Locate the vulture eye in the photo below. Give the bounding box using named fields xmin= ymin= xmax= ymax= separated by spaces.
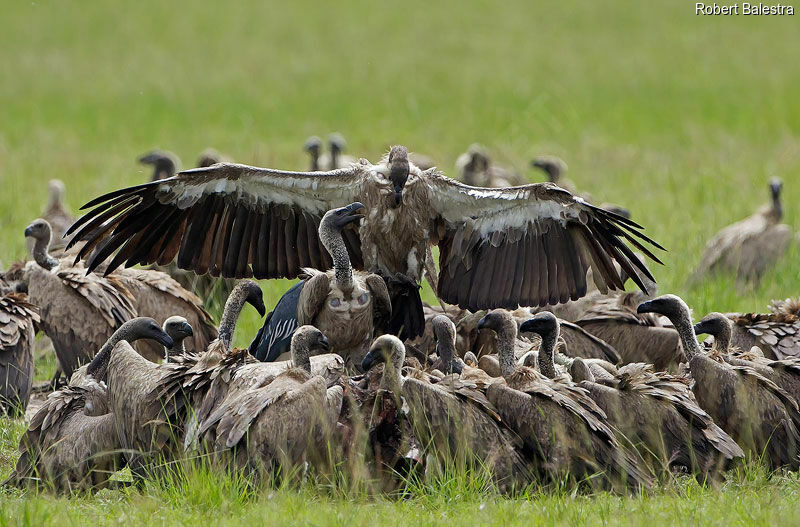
xmin=357 ymin=292 xmax=369 ymax=305
xmin=329 ymin=298 xmax=342 ymax=308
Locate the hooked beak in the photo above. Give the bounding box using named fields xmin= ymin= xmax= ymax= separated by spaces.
xmin=180 ymin=322 xmax=194 ymax=338
xmin=23 ymin=225 xmax=34 ymax=238
xmin=361 ymin=346 xmax=385 ymax=372
xmin=138 ymin=152 xmax=161 ymax=165
xmin=637 ymin=300 xmax=656 ymax=314
xmin=476 ymin=315 xmax=489 ymax=330
xmin=156 ymin=333 xmax=175 ymax=350
xmin=320 ymin=334 xmax=330 ymax=353
xmin=344 ymin=202 xmax=366 ymax=224
xmin=692 ymin=320 xmax=712 ymax=336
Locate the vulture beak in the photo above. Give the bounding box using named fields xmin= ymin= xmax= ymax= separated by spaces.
xmin=155 ymin=331 xmax=175 ymax=350
xmin=180 ymin=321 xmax=194 ymax=338
xmin=476 ymin=315 xmax=489 ymax=331
xmin=636 ymin=300 xmax=657 ymax=315
xmin=692 ymin=319 xmax=714 ymax=336
xmin=361 ymin=345 xmax=386 ymax=372
xmin=23 ymin=225 xmax=34 ymax=238
xmin=138 ymin=151 xmax=161 ymax=165
xmin=450 ymin=359 xmax=463 ymax=375
xmin=335 ymin=202 xmax=366 ymax=230
xmin=320 ymin=334 xmax=330 ymax=353
xmin=519 ymin=318 xmax=545 ymax=334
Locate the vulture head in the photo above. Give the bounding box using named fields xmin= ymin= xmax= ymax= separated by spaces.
xmin=637 ymin=294 xmax=688 ymax=320
xmin=692 ymin=312 xmax=732 ymax=351
xmin=477 ymin=309 xmax=517 ymax=340
xmin=531 ymin=156 xmax=567 ymax=183
xmin=47 ymin=179 xmax=67 ymax=209
xmin=431 ymin=314 xmax=463 ymax=375
xmin=139 ymin=149 xmax=179 ymax=181
xmin=519 ymin=311 xmax=559 ymax=339
xmin=304 ymin=136 xmax=322 ymax=171
xmin=196 ymin=148 xmax=223 ymax=168
xmin=136 ymin=317 xmax=176 ymax=349
xmin=361 ymin=334 xmax=404 ymax=372
xmin=291 ymin=325 xmax=330 ymax=372
xmin=328 ymin=133 xmax=347 ymax=155
xmin=387 ymin=145 xmax=410 ymax=208
xmin=241 ymin=281 xmax=267 ymax=318
xmin=321 ymin=202 xmax=366 ymax=233
xmin=163 ymin=315 xmax=194 ymax=359
xmin=24 ymin=218 xmax=52 ymax=245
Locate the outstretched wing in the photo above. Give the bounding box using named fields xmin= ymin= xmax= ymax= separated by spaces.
xmin=426 ymin=176 xmax=664 ymax=311
xmin=66 ymin=163 xmax=368 ymax=279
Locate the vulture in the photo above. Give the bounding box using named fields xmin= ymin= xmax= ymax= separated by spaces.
xmin=455 ymin=144 xmax=525 ymax=188
xmin=198 ymin=325 xmax=343 ymax=476
xmin=40 ymin=179 xmax=75 ymax=252
xmin=196 ymin=148 xmax=225 ymax=168
xmin=15 ymin=218 xmax=137 ymax=381
xmin=361 ymin=334 xmax=534 ymax=492
xmin=139 ymin=149 xmax=179 ymax=181
xmin=478 ymin=310 xmax=652 ymax=491
xmin=694 ymin=312 xmax=800 ymax=404
xmin=721 ymin=309 xmax=800 ymax=361
xmin=304 ymin=136 xmax=323 ymax=171
xmin=638 ymin=295 xmax=800 ymax=470
xmin=91 ymin=280 xmax=265 ymax=480
xmin=531 ymin=156 xmax=572 ymax=191
xmin=692 ymin=178 xmax=792 ymax=284
xmin=66 ymin=144 xmax=663 ymax=342
xmin=522 ymin=312 xmax=743 ymax=479
xmin=0 ymin=288 xmax=38 ymax=416
xmin=249 ymin=202 xmax=391 ymax=367
xmin=3 ymin=317 xmax=174 ymax=492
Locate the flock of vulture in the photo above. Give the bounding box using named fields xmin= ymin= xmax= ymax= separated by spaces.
xmin=0 ymin=135 xmax=798 ymax=494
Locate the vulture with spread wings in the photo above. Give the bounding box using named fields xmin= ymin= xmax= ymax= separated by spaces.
xmin=66 ymin=146 xmax=664 ymax=338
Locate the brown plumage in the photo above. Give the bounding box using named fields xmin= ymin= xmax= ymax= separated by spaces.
xmin=692 ymin=178 xmax=792 ymax=284
xmin=66 ymin=144 xmax=663 ymax=341
xmin=198 ymin=325 xmax=342 ymax=476
xmin=18 ymin=219 xmax=137 ymax=381
xmin=361 ymin=334 xmax=533 ymax=492
xmin=639 ymin=295 xmax=800 ymax=470
xmin=723 ymin=309 xmax=800 ymax=360
xmin=523 ymin=312 xmax=743 ymax=479
xmin=0 ymin=289 xmax=38 ymax=415
xmin=103 ymin=281 xmax=265 ymax=479
xmin=695 ymin=312 xmax=800 ymax=408
xmin=478 ymin=309 xmax=653 ymax=491
xmin=3 ymin=318 xmax=174 ymax=492
xmin=296 ymin=203 xmax=391 ymax=367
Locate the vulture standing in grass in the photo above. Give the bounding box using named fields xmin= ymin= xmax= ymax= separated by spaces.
xmin=12 ymin=219 xmax=137 ymax=382
xmin=40 ymin=179 xmax=75 ymax=252
xmin=249 ymin=202 xmax=391 ymax=367
xmin=361 ymin=333 xmax=534 ymax=492
xmin=692 ymin=178 xmax=792 ymax=284
xmin=638 ymin=295 xmax=800 ymax=470
xmin=478 ymin=310 xmax=652 ymax=491
xmin=3 ymin=318 xmax=173 ymax=492
xmin=67 ymin=145 xmax=663 ymax=342
xmin=86 ymin=281 xmax=264 ymax=480
xmin=694 ymin=312 xmax=800 ymax=404
xmin=523 ymin=312 xmax=743 ymax=479
xmin=198 ymin=325 xmax=343 ymax=476
xmin=0 ymin=287 xmax=38 ymax=416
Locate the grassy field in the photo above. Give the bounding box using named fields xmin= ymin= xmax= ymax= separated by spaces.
xmin=1 ymin=0 xmax=800 ymax=524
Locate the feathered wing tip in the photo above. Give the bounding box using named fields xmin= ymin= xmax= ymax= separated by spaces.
xmin=381 ymin=273 xmax=425 ymax=340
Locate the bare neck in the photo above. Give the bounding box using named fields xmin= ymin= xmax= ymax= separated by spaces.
xmin=31 ymin=237 xmax=59 ymax=271
xmin=218 ymin=290 xmax=248 ymax=349
xmin=381 ymin=345 xmax=405 ymax=393
xmin=497 ymin=327 xmax=518 ymax=378
xmin=537 ymin=331 xmax=558 ymax=379
xmin=673 ymin=311 xmax=702 ymax=359
xmin=87 ymin=321 xmax=146 ymax=380
xmin=320 ymin=223 xmax=353 ymax=292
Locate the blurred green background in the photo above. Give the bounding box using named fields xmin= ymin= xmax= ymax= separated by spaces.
xmin=1 ymin=0 xmax=798 ymax=345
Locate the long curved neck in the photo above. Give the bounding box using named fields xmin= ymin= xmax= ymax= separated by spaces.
xmin=497 ymin=326 xmax=517 ymax=378
xmin=381 ymin=345 xmax=405 ymax=393
xmin=320 ymin=222 xmax=353 ymax=292
xmin=31 ymin=236 xmax=59 ymax=271
xmin=330 ymin=147 xmax=339 ymax=169
xmin=291 ymin=343 xmax=311 ymax=372
xmin=537 ymin=330 xmax=558 ymax=379
xmin=87 ymin=321 xmax=145 ymax=380
xmin=437 ymin=339 xmax=456 ymax=373
xmin=310 ymin=151 xmax=319 ymax=171
xmin=672 ymin=310 xmax=701 ymax=359
xmin=771 ymin=191 xmax=783 ymax=221
xmin=47 ymin=186 xmax=63 ymax=211
xmin=218 ymin=290 xmax=249 ymax=349
xmin=712 ymin=323 xmax=731 ymax=352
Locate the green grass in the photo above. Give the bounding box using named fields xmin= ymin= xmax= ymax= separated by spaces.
xmin=1 ymin=0 xmax=800 ymax=524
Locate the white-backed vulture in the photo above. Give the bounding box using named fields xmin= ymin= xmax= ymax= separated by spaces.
xmin=361 ymin=334 xmax=533 ymax=492
xmin=40 ymin=179 xmax=75 ymax=252
xmin=196 ymin=148 xmax=225 ymax=168
xmin=3 ymin=317 xmax=174 ymax=492
xmin=522 ymin=312 xmax=743 ymax=479
xmin=638 ymin=295 xmax=800 ymax=470
xmin=197 ymin=325 xmax=342 ymax=476
xmin=17 ymin=219 xmax=137 ymax=381
xmin=139 ymin=149 xmax=179 ymax=181
xmin=304 ymin=136 xmax=323 ymax=171
xmin=477 ymin=310 xmax=653 ymax=491
xmin=456 ymin=144 xmax=526 ymax=188
xmin=66 ymin=144 xmax=663 ymax=342
xmin=531 ymin=156 xmax=573 ymax=191
xmin=249 ymin=203 xmax=390 ymax=368
xmin=692 ymin=178 xmax=792 ymax=284
xmin=91 ymin=281 xmax=265 ymax=480
xmin=694 ymin=312 xmax=800 ymax=406
xmin=721 ymin=310 xmax=800 ymax=361
xmin=0 ymin=290 xmax=38 ymax=416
